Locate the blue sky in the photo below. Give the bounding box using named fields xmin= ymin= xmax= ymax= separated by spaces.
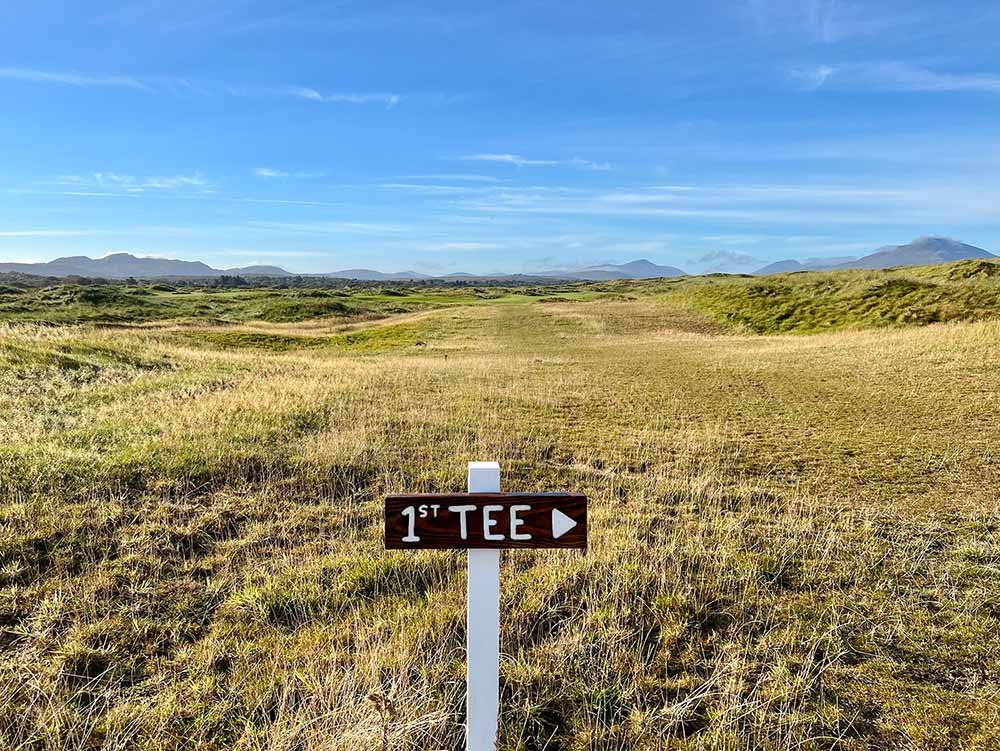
xmin=1 ymin=0 xmax=998 ymax=274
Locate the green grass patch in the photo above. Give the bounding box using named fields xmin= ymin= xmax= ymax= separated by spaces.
xmin=669 ymin=265 xmax=1000 ymax=334
xmin=328 ymin=322 xmax=427 ymax=351
xmin=173 ymin=330 xmax=329 ymax=352
xmin=171 ymin=321 xmax=429 ymax=353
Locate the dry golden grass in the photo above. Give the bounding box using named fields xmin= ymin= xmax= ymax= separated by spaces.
xmin=1 ymin=294 xmax=999 ymax=750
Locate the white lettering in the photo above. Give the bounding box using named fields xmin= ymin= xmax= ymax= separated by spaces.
xmin=510 ymin=505 xmax=532 ymax=540
xmin=448 ymin=505 xmax=476 ymax=539
xmin=483 ymin=505 xmax=504 ymax=541
xmin=401 ymin=506 xmax=420 ymax=542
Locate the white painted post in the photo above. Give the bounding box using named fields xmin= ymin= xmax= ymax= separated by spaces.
xmin=466 ymin=461 xmax=500 ymax=751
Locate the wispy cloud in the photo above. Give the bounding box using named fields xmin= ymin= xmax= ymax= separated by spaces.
xmin=0 ymin=228 xmax=103 ymax=238
xmin=227 ymin=85 xmax=404 ymax=107
xmin=689 ymin=249 xmax=761 ymax=271
xmin=792 ymin=62 xmax=1000 ymax=93
xmin=253 ymin=167 xmax=289 ymax=178
xmin=252 ymin=167 xmax=326 ymax=178
xmin=250 ymin=221 xmax=412 ymax=235
xmin=0 ymin=67 xmax=147 ymax=90
xmin=378 ymin=182 xmax=493 ymax=195
xmin=460 ymin=153 xmax=559 ymax=167
xmin=422 ymin=241 xmax=499 ymax=251
xmin=790 ymin=64 xmax=836 ymax=90
xmin=459 ymin=153 xmax=613 ymax=170
xmin=701 ymin=234 xmax=773 ymax=245
xmin=0 ymin=69 xmax=407 ymax=106
xmin=454 ymin=179 xmax=1000 ymax=226
xmin=287 ymin=87 xmax=401 ymax=107
xmin=35 ymin=172 xmax=214 ymax=198
xmin=10 ymin=188 xmax=144 ymax=199
xmin=11 ymin=187 xmax=346 ymax=208
xmin=747 ymin=1 xmax=924 ymax=44
xmin=569 ymin=157 xmax=613 ymax=171
xmin=599 ymin=184 xmax=904 ymax=203
xmin=89 ymin=172 xmax=212 ymax=192
xmin=217 ymin=250 xmax=327 ymax=259
xmin=229 ymin=197 xmax=342 ymax=207
xmin=399 ymin=174 xmax=503 ymax=182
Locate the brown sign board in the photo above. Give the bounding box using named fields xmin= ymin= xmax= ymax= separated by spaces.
xmin=385 ymin=492 xmax=587 ymax=550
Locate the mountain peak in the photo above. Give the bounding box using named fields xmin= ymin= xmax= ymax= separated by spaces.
xmin=544 ymin=259 xmax=686 ymax=281
xmin=754 ymin=237 xmax=994 ymax=275
xmin=845 ymin=237 xmax=993 ymax=270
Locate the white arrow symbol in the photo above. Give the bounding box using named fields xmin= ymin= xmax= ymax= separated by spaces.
xmin=551 ymin=509 xmax=577 ymax=539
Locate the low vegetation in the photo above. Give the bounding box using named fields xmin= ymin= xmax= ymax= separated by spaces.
xmin=649 ymin=258 xmax=1000 ymax=334
xmin=1 ymin=260 xmax=999 ymax=749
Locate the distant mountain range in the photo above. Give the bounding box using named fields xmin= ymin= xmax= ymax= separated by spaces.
xmin=0 ymin=237 xmax=993 ymax=282
xmin=319 ymin=268 xmax=427 ymax=280
xmin=538 ymin=259 xmax=687 ymax=281
xmin=752 ymin=257 xmax=859 ymax=275
xmin=0 ymin=254 xmax=687 ymax=282
xmin=753 ymin=237 xmax=994 ymax=275
xmin=0 ymin=253 xmax=293 ymax=279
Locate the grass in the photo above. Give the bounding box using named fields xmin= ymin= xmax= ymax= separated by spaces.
xmin=647 ymin=259 xmax=1000 ymax=334
xmin=0 ymin=283 xmax=532 ymax=325
xmin=1 ymin=262 xmax=999 ymax=749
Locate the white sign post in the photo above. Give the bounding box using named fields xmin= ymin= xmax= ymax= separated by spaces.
xmin=466 ymin=461 xmax=501 ymax=751
xmin=383 ymin=464 xmax=587 ymax=749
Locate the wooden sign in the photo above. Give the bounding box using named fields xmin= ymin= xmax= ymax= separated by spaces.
xmin=384 ymin=492 xmax=587 ymax=550
xmin=385 ymin=464 xmax=588 ymax=751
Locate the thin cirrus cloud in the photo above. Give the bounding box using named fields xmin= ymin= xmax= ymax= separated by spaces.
xmin=0 ymin=68 xmax=405 ymax=106
xmin=460 ymin=153 xmax=559 ymax=167
xmin=0 ymin=66 xmax=147 ymax=89
xmin=377 ymin=183 xmax=495 ymax=195
xmin=460 ymin=154 xmax=613 ymax=170
xmin=0 ymin=228 xmax=104 ymax=238
xmin=597 ymin=184 xmax=906 ymax=205
xmin=29 ymin=173 xmax=216 ymax=200
xmin=792 ymin=62 xmax=1000 ymax=93
xmin=453 ymin=180 xmax=999 ymax=225
xmin=58 ymin=172 xmax=212 ymax=192
xmin=249 ymin=220 xmax=413 ymax=236
xmin=12 ymin=186 xmax=346 ymax=208
xmin=422 ymin=241 xmax=499 ymax=251
xmin=226 ymin=85 xmax=403 ymax=107
xmin=287 ymin=87 xmax=401 ymax=107
xmin=747 ymin=1 xmax=925 ymax=44
xmin=790 ymin=64 xmax=837 ymax=90
xmin=399 ymin=174 xmax=503 ymax=182
xmin=568 ymin=157 xmax=613 ymax=171
xmin=253 ymin=167 xmax=290 ymax=178
xmin=252 ymin=167 xmax=326 ymax=178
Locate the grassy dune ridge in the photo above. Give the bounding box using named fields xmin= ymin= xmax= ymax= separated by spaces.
xmin=1 ymin=264 xmax=999 ymax=749
xmin=654 ymin=258 xmax=1000 ymax=334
